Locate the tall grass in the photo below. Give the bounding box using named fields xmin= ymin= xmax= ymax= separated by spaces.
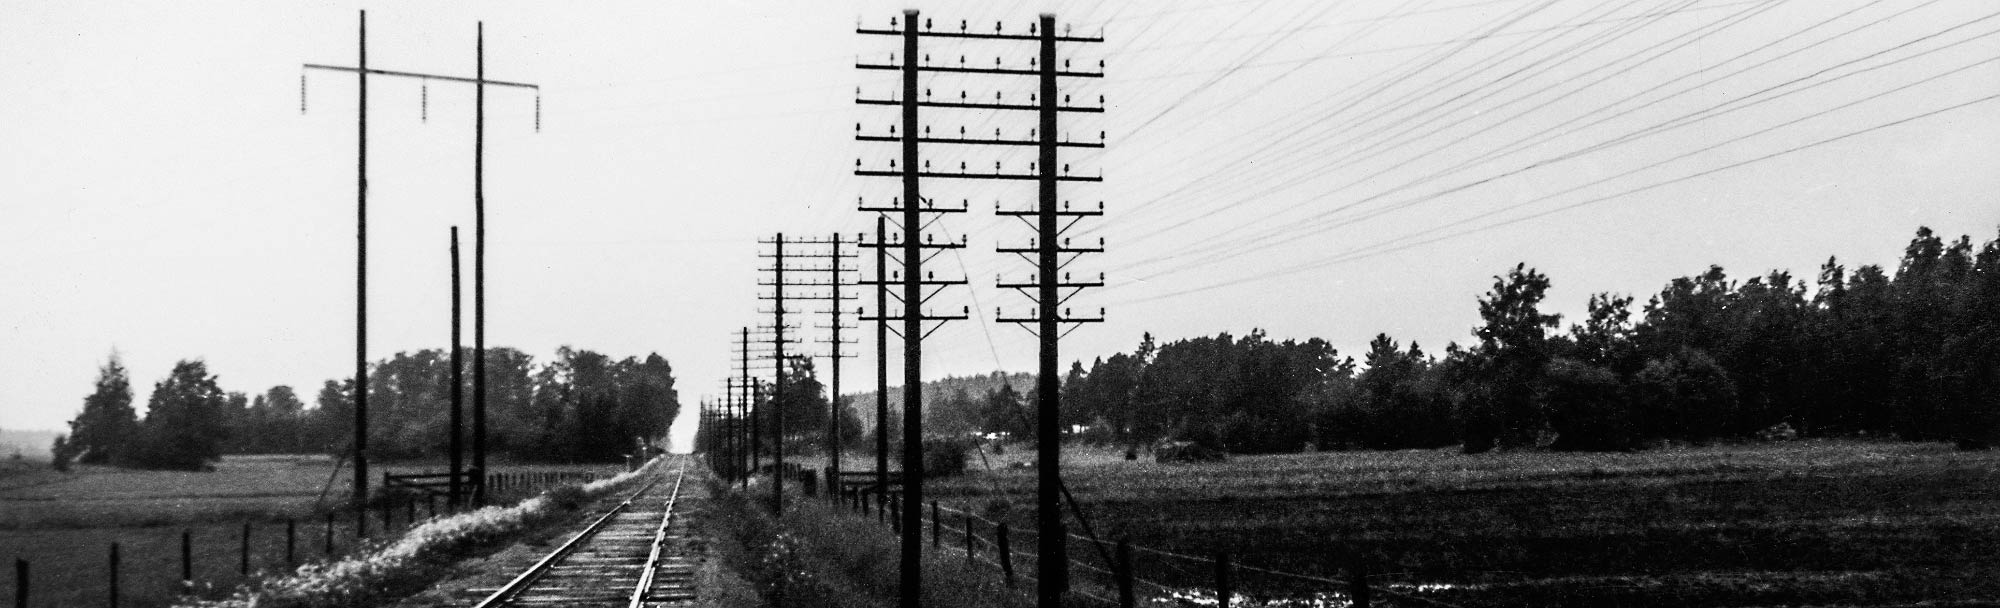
xmin=706 ymin=480 xmax=1032 ymax=608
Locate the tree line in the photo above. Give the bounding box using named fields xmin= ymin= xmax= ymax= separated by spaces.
xmin=55 ymin=347 xmax=681 ymax=470
xmin=925 ymin=226 xmax=2000 ymax=453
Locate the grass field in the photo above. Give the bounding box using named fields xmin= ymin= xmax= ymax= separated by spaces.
xmin=0 ymin=455 xmax=625 ymax=608
xmin=796 ymin=440 xmax=2000 ymax=606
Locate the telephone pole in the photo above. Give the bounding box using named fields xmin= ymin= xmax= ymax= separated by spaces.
xmin=757 ymin=235 xmax=792 ymax=512
xmin=751 ymin=378 xmax=764 ymax=478
xmin=449 ymin=226 xmax=464 ymax=507
xmin=302 ymin=14 xmax=541 ymax=509
xmin=734 ymin=328 xmax=763 ymax=479
xmin=728 ymin=390 xmax=742 ymax=481
xmin=760 ymin=233 xmax=855 ymax=511
xmin=873 ymin=217 xmax=890 ymax=495
xmin=860 ymin=12 xmax=1104 ymax=606
xmin=816 ymin=235 xmax=859 ymax=495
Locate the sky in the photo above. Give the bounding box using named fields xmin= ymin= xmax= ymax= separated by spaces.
xmin=4 ymin=1 xmax=1998 ymax=453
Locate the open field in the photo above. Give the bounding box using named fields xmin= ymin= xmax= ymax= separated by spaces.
xmin=801 ymin=440 xmax=2000 ymax=606
xmin=0 ymin=455 xmax=627 ymax=608
xmin=0 ymin=455 xmax=625 ymax=529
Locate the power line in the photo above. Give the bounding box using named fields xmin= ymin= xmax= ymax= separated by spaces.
xmin=1111 ymin=87 xmax=2000 ymax=306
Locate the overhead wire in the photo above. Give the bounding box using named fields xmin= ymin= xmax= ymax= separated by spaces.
xmin=1107 ymin=0 xmax=1791 ymax=262
xmin=1111 ymin=84 xmax=2000 ymax=305
xmin=1109 ymin=0 xmax=1968 ymax=279
xmin=1107 ymin=0 xmax=1705 ymax=236
xmin=1097 ymin=0 xmax=1564 ymax=226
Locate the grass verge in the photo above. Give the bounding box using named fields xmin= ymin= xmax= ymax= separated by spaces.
xmin=168 ymin=458 xmax=663 ymax=608
xmin=705 ymin=479 xmax=1041 ymax=608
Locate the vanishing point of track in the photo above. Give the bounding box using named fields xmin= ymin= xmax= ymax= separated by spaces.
xmin=470 ymin=455 xmax=698 ymax=607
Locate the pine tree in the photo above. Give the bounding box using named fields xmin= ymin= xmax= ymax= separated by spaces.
xmin=67 ymin=352 xmax=138 ymax=464
xmin=126 ymin=360 xmax=231 ymax=470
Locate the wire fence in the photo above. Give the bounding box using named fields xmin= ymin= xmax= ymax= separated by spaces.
xmin=5 ymin=466 xmax=614 ymax=608
xmin=818 ymin=479 xmax=1475 ymax=608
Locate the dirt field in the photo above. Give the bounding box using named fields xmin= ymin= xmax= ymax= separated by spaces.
xmin=0 ymin=455 xmax=625 ymax=608
xmin=792 ymin=440 xmax=2000 ymax=606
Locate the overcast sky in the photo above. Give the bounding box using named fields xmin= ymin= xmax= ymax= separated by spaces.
xmin=5 ymin=1 xmax=1998 ymax=452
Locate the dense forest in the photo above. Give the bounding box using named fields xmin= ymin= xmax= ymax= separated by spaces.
xmin=54 ymin=347 xmax=680 ymax=470
xmin=912 ymin=226 xmax=2000 ymax=453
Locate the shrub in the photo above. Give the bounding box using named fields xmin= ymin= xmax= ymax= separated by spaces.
xmin=921 ymin=438 xmax=972 ymax=477
xmin=50 ymin=434 xmax=74 ymax=472
xmin=1541 ymin=358 xmax=1639 ymax=451
xmin=1634 ymin=348 xmax=1738 ymax=442
xmin=1154 ymin=440 xmax=1226 ymax=463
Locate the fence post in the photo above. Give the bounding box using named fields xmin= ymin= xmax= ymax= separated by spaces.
xmin=997 ymin=523 xmax=1015 ymax=587
xmin=931 ymin=501 xmax=941 ymax=549
xmin=889 ymin=494 xmax=901 ymax=535
xmin=964 ymin=513 xmax=974 ymax=561
xmin=107 ymin=542 xmax=118 ymax=608
xmin=426 ymin=494 xmax=436 ymax=518
xmin=324 ymin=512 xmax=335 ymax=555
xmin=180 ymin=529 xmax=192 ymax=586
xmin=14 ymin=558 xmax=25 ymax=608
xmin=1116 ymin=539 xmax=1135 ymax=608
xmin=286 ymin=519 xmax=297 ymax=567
xmin=1215 ymin=552 xmax=1232 ymax=608
xmin=404 ymin=498 xmax=415 ymax=526
xmin=1348 ymin=557 xmax=1372 ymax=608
xmin=240 ymin=522 xmax=251 ymax=576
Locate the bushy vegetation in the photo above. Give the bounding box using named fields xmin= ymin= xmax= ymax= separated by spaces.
xmin=705 ymin=476 xmax=1026 ymax=608
xmin=55 ymin=358 xmax=230 ymax=471
xmin=920 ymin=437 xmax=973 ymax=477
xmin=56 ymin=347 xmax=680 ymax=470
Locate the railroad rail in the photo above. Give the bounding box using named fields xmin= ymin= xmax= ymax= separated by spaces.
xmin=469 ymin=455 xmax=697 ymax=607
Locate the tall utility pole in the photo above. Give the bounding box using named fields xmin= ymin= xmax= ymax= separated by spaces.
xmin=730 ymin=381 xmax=744 ymax=482
xmin=449 ymin=226 xmax=465 ymax=507
xmin=733 ymin=326 xmax=780 ymax=475
xmin=471 ymin=22 xmax=489 ymax=507
xmin=996 ymin=16 xmax=1107 ymax=603
xmin=300 ymin=11 xmax=377 ymax=532
xmin=873 ymin=218 xmax=890 ymax=494
xmin=302 ymin=16 xmax=541 ymax=509
xmin=821 ymin=233 xmax=858 ymax=496
xmin=866 ymin=10 xmax=1105 ymax=605
xmin=353 ymin=10 xmax=370 ymax=538
xmin=737 ymin=327 xmax=758 ymax=477
xmin=734 ymin=380 xmax=749 ymax=490
xmin=860 ymin=12 xmax=1104 ymax=606
xmin=761 ymin=235 xmax=791 ymax=512
xmin=759 ymin=233 xmax=854 ymax=511
xmin=750 ymin=378 xmax=763 ymax=477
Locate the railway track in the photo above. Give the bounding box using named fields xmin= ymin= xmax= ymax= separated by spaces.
xmin=468 ymin=456 xmax=701 ymax=608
